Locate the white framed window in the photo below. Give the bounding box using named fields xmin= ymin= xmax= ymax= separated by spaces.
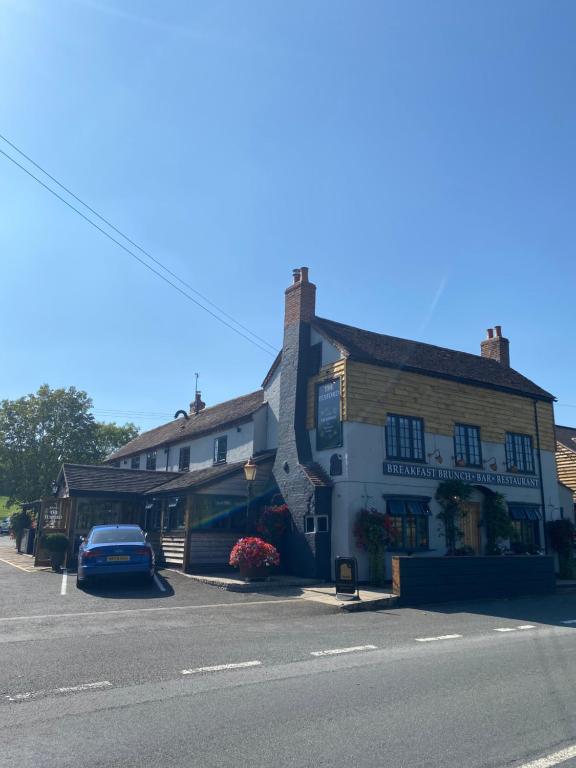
xmin=304 ymin=515 xmax=329 ymax=534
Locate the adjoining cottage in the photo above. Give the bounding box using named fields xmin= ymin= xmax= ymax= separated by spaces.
xmin=555 ymin=425 xmax=576 ymax=518
xmin=37 ymin=268 xmax=566 ymax=580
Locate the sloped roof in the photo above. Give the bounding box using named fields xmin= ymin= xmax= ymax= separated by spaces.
xmin=313 ymin=317 xmax=554 ymax=401
xmin=146 ymin=450 xmax=277 ymax=495
xmin=107 ymin=390 xmax=265 ymax=461
xmin=301 ymin=462 xmax=332 ymax=488
xmin=61 ymin=464 xmax=181 ymax=495
xmin=556 ymin=425 xmax=576 ymax=453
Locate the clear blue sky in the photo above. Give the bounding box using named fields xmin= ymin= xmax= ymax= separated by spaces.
xmin=1 ymin=0 xmax=575 ymax=431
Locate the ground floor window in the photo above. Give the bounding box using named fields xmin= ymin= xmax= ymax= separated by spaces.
xmin=76 ymin=500 xmax=122 ymax=530
xmin=164 ymin=497 xmax=185 ymax=530
xmin=509 ymin=505 xmax=541 ymax=553
xmin=190 ymin=495 xmax=247 ymax=532
xmin=145 ymin=501 xmax=161 ymax=531
xmin=385 ymin=498 xmax=431 ymax=550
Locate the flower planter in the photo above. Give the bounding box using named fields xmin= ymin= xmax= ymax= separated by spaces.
xmin=238 ymin=563 xmax=274 ymax=580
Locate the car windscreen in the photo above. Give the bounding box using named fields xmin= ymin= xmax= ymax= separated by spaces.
xmin=90 ymin=528 xmax=145 ymax=545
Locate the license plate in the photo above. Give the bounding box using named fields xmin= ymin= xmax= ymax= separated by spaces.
xmin=107 ymin=555 xmax=130 ymax=562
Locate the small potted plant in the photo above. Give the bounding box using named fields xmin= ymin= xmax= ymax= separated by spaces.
xmin=229 ymin=536 xmax=280 ymax=580
xmin=42 ymin=533 xmax=69 ymax=572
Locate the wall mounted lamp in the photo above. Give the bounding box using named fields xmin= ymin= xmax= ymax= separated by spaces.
xmin=483 ymin=457 xmax=498 ymax=472
xmin=427 ymin=449 xmax=443 ymax=464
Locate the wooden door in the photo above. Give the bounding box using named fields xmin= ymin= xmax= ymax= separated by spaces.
xmin=461 ymin=502 xmax=481 ymax=553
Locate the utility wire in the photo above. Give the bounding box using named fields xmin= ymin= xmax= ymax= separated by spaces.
xmin=0 ymin=132 xmax=277 ymax=354
xmin=0 ymin=146 xmax=277 ymax=357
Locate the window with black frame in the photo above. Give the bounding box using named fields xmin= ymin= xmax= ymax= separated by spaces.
xmin=213 ymin=436 xmax=227 ymax=465
xmin=509 ymin=504 xmax=541 ymax=552
xmin=386 ymin=499 xmax=431 ymax=550
xmin=454 ymin=424 xmax=482 ymax=467
xmin=178 ymin=446 xmax=190 ymax=472
xmin=146 ymin=450 xmax=157 ymax=471
xmin=131 ymin=455 xmax=141 ymax=470
xmin=386 ymin=414 xmax=425 ymax=461
xmin=505 ymin=432 xmax=535 ymax=474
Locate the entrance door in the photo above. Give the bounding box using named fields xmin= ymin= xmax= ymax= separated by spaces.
xmin=461 ymin=502 xmax=481 ymax=554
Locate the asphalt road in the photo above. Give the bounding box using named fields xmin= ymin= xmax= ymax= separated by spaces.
xmin=2 ymin=538 xmax=576 ymax=768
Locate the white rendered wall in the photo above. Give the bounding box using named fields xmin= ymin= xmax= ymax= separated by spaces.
xmin=309 ymin=420 xmax=560 ymax=580
xmin=263 ymin=366 xmax=281 ymax=450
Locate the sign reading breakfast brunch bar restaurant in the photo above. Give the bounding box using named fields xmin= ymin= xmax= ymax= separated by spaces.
xmin=383 ymin=462 xmax=541 ymax=489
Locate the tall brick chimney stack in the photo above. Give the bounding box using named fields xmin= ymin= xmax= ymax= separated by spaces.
xmin=284 ymin=267 xmax=316 ymax=328
xmin=480 ymin=326 xmax=510 ymax=367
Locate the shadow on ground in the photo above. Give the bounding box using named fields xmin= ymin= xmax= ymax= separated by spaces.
xmin=71 ymin=570 xmax=174 ymax=600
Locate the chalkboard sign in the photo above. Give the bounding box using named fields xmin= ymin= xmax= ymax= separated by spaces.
xmin=316 ymin=379 xmax=342 ymax=451
xmin=335 ymin=556 xmax=359 ymax=600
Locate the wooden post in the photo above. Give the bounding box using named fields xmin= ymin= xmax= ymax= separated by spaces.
xmin=182 ymin=495 xmax=193 ymax=574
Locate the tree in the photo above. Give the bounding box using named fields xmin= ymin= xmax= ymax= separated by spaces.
xmin=95 ymin=421 xmax=139 ymax=459
xmin=0 ymin=385 xmax=140 ymax=503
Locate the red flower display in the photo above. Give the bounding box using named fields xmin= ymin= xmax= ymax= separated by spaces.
xmin=229 ymin=537 xmax=280 ymax=569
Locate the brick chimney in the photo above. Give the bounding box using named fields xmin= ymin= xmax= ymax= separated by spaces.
xmin=273 ymin=267 xmax=331 ymax=579
xmin=284 ymin=267 xmax=316 ymax=328
xmin=481 ymin=326 xmax=510 ymax=367
xmin=190 ymin=391 xmax=206 ymax=415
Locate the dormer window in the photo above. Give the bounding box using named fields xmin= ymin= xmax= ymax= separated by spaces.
xmin=146 ymin=450 xmax=157 ymax=471
xmin=213 ymin=436 xmax=227 ymax=465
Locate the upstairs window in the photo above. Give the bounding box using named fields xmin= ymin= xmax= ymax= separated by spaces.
xmin=505 ymin=432 xmax=535 ymax=474
xmin=386 ymin=415 xmax=425 ymax=461
xmin=213 ymin=436 xmax=227 ymax=465
xmin=130 ymin=456 xmax=141 ymax=470
xmin=146 ymin=450 xmax=157 ymax=471
xmin=178 ymin=446 xmax=190 ymax=472
xmin=454 ymin=424 xmax=482 ymax=467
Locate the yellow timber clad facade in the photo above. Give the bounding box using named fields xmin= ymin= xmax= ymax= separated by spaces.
xmin=308 ymin=358 xmax=555 ymax=453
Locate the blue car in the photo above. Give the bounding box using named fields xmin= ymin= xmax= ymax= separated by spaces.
xmin=76 ymin=524 xmax=155 ymax=588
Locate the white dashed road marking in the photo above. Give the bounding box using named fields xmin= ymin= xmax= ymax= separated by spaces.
xmin=415 ymin=634 xmax=462 ymax=643
xmin=182 ymin=661 xmax=262 ymax=675
xmin=60 ymin=569 xmax=67 ymax=596
xmin=561 ymin=619 xmax=576 ymax=624
xmin=310 ymin=645 xmax=377 ymax=657
xmin=514 ymin=743 xmax=576 ymax=767
xmin=5 ymin=681 xmax=112 ymax=703
xmin=153 ymin=573 xmax=166 ymax=593
xmin=494 ymin=625 xmax=536 ymax=632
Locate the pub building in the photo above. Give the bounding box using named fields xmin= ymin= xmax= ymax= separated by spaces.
xmin=37 ymin=268 xmax=566 ymax=581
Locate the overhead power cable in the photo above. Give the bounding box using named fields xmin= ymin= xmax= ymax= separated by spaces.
xmin=0 ymin=136 xmax=278 ymax=356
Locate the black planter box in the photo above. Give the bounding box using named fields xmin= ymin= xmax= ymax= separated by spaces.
xmin=392 ymin=555 xmax=555 ymax=605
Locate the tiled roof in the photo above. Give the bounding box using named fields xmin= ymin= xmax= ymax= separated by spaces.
xmin=107 ymin=390 xmax=265 ymax=461
xmin=146 ymin=451 xmax=277 ymax=495
xmin=301 ymin=462 xmax=332 ymax=488
xmin=556 ymin=425 xmax=576 ymax=453
xmin=61 ymin=464 xmax=181 ymax=495
xmin=313 ymin=317 xmax=554 ymax=401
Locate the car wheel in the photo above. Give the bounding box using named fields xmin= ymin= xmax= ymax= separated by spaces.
xmin=76 ymin=574 xmax=87 ymax=590
xmin=144 ymin=573 xmax=155 ymax=587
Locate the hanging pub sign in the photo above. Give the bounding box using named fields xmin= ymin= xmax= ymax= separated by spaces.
xmin=316 ymin=379 xmax=342 ymax=451
xmin=335 ymin=556 xmax=359 ymax=600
